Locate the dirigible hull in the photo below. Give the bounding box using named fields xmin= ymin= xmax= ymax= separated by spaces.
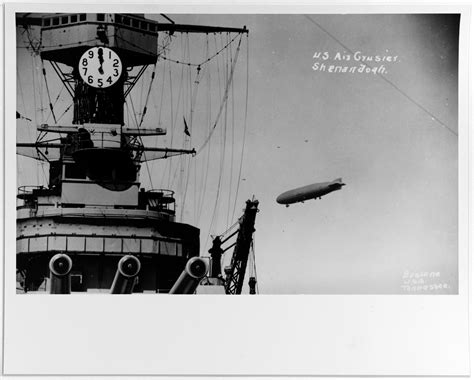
xmin=276 ymin=178 xmax=345 ymax=205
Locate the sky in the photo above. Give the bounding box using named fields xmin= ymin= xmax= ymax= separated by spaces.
xmin=16 ymin=13 xmax=459 ymax=294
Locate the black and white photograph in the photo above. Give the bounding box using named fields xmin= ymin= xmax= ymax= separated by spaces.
xmin=15 ymin=11 xmax=460 ymax=295
xmin=3 ymin=2 xmax=471 ymax=376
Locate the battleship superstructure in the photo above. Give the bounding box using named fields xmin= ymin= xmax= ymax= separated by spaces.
xmin=16 ymin=13 xmax=256 ymax=294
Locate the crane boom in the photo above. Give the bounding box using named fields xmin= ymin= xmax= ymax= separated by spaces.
xmin=224 ymin=199 xmax=259 ymax=294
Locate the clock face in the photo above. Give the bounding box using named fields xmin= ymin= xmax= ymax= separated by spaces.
xmin=79 ymin=47 xmax=122 ymax=89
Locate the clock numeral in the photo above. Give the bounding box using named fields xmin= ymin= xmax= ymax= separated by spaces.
xmin=113 ymin=59 xmax=119 ymax=68
xmin=109 ymin=50 xmax=112 ymax=59
xmin=97 ymin=78 xmax=103 ymax=88
xmin=82 ymin=58 xmax=88 ymax=66
xmin=113 ymin=68 xmax=119 ymax=77
xmin=107 ymin=76 xmax=113 ymax=84
xmin=87 ymin=75 xmax=93 ymax=84
xmin=88 ymin=50 xmax=94 ymax=58
xmin=82 ymin=68 xmax=88 ymax=75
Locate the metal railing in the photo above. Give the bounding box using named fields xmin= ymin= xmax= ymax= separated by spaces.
xmin=17 ymin=185 xmax=45 ymax=196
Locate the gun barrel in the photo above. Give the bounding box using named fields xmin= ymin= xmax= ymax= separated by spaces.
xmin=169 ymin=257 xmax=209 ymax=294
xmin=49 ymin=254 xmax=73 ymax=294
xmin=110 ymin=255 xmax=141 ymax=294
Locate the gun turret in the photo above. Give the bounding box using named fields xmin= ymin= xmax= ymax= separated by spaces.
xmin=110 ymin=255 xmax=141 ymax=294
xmin=169 ymin=257 xmax=209 ymax=294
xmin=49 ymin=254 xmax=73 ymax=294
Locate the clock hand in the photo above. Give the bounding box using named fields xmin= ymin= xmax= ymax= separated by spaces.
xmin=98 ymin=48 xmax=104 ymax=75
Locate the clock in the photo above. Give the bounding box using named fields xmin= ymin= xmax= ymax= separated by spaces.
xmin=79 ymin=47 xmax=122 ymax=88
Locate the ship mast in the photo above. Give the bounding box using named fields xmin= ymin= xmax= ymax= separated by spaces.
xmin=16 ymin=13 xmax=247 ymax=167
xmin=16 ymin=13 xmax=250 ymax=294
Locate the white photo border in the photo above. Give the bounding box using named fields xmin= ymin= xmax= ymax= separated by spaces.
xmin=2 ymin=1 xmax=471 ymax=376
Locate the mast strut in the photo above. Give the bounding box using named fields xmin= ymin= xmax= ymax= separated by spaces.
xmin=124 ymin=65 xmax=150 ymax=98
xmin=49 ymin=61 xmax=75 ymax=98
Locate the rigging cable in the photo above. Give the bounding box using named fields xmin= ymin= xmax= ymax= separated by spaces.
xmin=139 ymin=63 xmax=158 ymax=127
xmin=181 ymin=66 xmax=201 ymax=222
xmin=160 ymin=57 xmax=174 ymax=188
xmin=32 ymin=37 xmax=104 ymax=50
xmin=220 ymin=33 xmax=230 ymax=229
xmin=180 ymin=33 xmax=195 ymax=221
xmin=181 ymin=63 xmax=204 ymax=222
xmin=16 ymin=69 xmax=32 ymax=137
xmin=219 ymin=219 xmax=240 ymax=239
xmin=196 ymin=36 xmax=213 ymax=225
xmin=127 ymin=96 xmax=140 ymax=130
xmin=40 ymin=53 xmax=69 ymax=122
xmin=169 ymin=34 xmax=187 ymax=193
xmin=231 ymin=33 xmax=250 ymax=221
xmin=304 ymin=15 xmax=457 ymax=137
xmin=159 ymin=32 xmax=241 ymax=68
xmin=160 ymin=14 xmax=175 ymax=24
xmin=157 ymin=50 xmax=170 ymax=127
xmin=30 ymin=53 xmax=40 ymax=185
xmin=51 ymin=86 xmax=64 ymax=109
xmin=126 ymin=98 xmax=153 ymax=188
xmin=149 ymin=50 xmax=168 ymax=185
xmin=16 ymin=63 xmax=36 ymax=191
xmin=116 ymin=28 xmax=173 ymax=191
xmin=194 ymin=37 xmax=212 ymax=223
xmin=38 ymin=57 xmax=46 ymax=122
xmin=138 ymin=68 xmax=145 ymax=123
xmin=115 ymin=25 xmax=238 ymax=69
xmin=192 ymin=40 xmax=209 ymax=223
xmin=40 ymin=58 xmax=57 ymax=124
xmin=204 ymin=34 xmax=230 ymax=250
xmin=56 ymin=103 xmax=73 ymax=123
xmin=155 ymin=47 xmax=167 ymax=127
xmin=37 ymin=66 xmax=49 ymax=185
xmin=196 ymin=33 xmax=243 ymax=155
xmin=167 ymin=34 xmax=186 ymax=191
xmin=28 ymin=46 xmax=49 ymax=186
xmin=24 ymin=24 xmax=42 ymax=55
xmin=220 ymin=33 xmax=230 ymax=230
xmin=226 ymin=33 xmax=236 ymax=228
xmin=202 ymin=35 xmax=224 ymax=249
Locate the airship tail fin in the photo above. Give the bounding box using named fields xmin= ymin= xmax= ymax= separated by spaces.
xmin=330 ymin=178 xmax=345 ymax=188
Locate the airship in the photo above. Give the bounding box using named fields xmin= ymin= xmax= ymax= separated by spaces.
xmin=276 ymin=178 xmax=346 ymax=206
